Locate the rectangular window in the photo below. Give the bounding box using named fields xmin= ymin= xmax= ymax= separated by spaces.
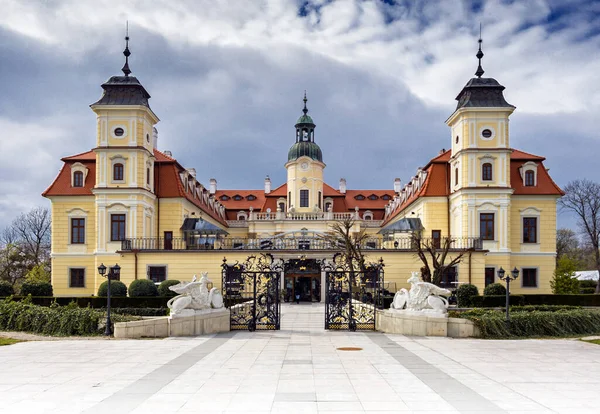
xmin=431 ymin=230 xmax=441 ymax=249
xmin=148 ymin=266 xmax=167 ymax=283
xmin=440 ymin=266 xmax=457 ymax=289
xmin=300 ymin=190 xmax=309 ymax=207
xmin=113 ymin=163 xmax=124 ymax=181
xmin=111 ymin=214 xmax=126 ymax=241
xmin=485 ymin=267 xmax=495 ymax=286
xmin=71 ymin=218 xmax=85 ymax=244
xmin=522 ymin=268 xmax=537 ymax=287
xmin=480 ymin=213 xmax=495 ymax=240
xmin=318 ymin=191 xmax=322 ymax=209
xmin=523 ymin=217 xmax=537 ymax=243
xmin=146 ymin=167 xmax=150 ymax=184
xmin=70 ymin=268 xmax=85 ymax=288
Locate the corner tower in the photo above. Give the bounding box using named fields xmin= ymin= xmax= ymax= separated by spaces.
xmin=446 ymin=33 xmax=515 ymax=252
xmin=89 ymin=30 xmax=160 ymax=251
xmin=285 ymin=93 xmax=325 ymax=212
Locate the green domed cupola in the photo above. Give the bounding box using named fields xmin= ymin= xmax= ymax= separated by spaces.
xmin=288 ymin=92 xmax=323 ymax=163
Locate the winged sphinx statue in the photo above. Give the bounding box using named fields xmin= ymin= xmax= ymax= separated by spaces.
xmin=167 ymin=272 xmax=224 ymax=316
xmin=390 ymin=271 xmax=451 ymax=315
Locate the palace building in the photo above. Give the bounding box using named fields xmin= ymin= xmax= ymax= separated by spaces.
xmin=43 ymin=35 xmax=563 ymax=299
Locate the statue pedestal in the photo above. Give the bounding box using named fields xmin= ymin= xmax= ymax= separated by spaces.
xmin=376 ymin=310 xmax=480 ymax=338
xmin=114 ymin=308 xmax=230 ymax=339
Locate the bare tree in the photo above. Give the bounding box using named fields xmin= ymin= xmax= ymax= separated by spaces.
xmin=322 ymin=217 xmax=370 ymax=274
xmin=559 ymin=179 xmax=600 ymax=292
xmin=556 ymin=228 xmax=580 ymax=262
xmin=411 ymin=233 xmax=465 ymax=285
xmin=10 ymin=207 xmax=51 ymax=266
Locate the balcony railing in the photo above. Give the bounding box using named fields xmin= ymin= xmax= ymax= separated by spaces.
xmin=120 ymin=236 xmax=483 ymax=252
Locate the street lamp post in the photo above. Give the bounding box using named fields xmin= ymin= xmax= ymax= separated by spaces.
xmin=497 ymin=266 xmax=519 ymax=327
xmin=98 ymin=263 xmax=120 ymax=336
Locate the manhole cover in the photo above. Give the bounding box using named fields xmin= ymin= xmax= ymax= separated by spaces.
xmin=337 ymin=347 xmax=363 ymax=351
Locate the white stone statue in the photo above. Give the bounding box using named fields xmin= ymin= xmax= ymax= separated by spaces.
xmin=167 ymin=272 xmax=224 ymax=316
xmin=390 ymin=271 xmax=451 ymax=316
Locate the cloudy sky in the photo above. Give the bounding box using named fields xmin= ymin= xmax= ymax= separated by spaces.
xmin=0 ymin=0 xmax=599 ymax=231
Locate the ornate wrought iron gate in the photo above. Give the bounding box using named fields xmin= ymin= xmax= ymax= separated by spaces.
xmin=324 ymin=258 xmax=384 ymax=331
xmin=222 ymin=254 xmax=282 ymax=331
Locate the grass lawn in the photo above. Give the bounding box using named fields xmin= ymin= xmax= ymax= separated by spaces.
xmin=0 ymin=337 xmax=24 ymax=346
xmin=582 ymin=339 xmax=600 ymax=345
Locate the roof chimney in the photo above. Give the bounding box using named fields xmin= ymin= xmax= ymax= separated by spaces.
xmin=339 ymin=178 xmax=346 ymax=194
xmin=209 ymin=178 xmax=217 ymax=194
xmin=264 ymin=176 xmax=271 ymax=194
xmin=187 ymin=168 xmax=196 ymax=178
xmin=394 ymin=178 xmax=401 ymax=193
xmin=164 ymin=150 xmax=172 ymax=157
xmin=152 ymin=127 xmax=158 ymax=149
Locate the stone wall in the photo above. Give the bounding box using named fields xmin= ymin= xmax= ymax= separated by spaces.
xmin=376 ymin=310 xmax=479 ymax=338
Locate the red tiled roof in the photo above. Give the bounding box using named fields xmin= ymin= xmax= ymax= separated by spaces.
xmin=510 ymin=149 xmax=545 ymax=161
xmin=345 ymin=190 xmax=395 ymax=210
xmin=61 ymin=150 xmax=96 ymax=161
xmin=42 ymin=162 xmax=96 ymax=197
xmin=215 ymin=190 xmax=266 ymax=211
xmin=511 ymin=160 xmax=564 ymax=195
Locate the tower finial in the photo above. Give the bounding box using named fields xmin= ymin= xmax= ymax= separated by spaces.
xmin=303 ymin=90 xmax=308 ymax=115
xmin=122 ymin=21 xmax=131 ymax=77
xmin=475 ymin=23 xmax=484 ymax=78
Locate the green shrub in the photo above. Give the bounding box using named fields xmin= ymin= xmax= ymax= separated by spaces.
xmin=511 ymin=305 xmax=581 ymax=312
xmin=20 ymin=282 xmax=53 ymax=297
xmin=0 ymin=299 xmax=100 ymax=336
xmin=0 ymin=281 xmax=14 ymax=297
xmin=523 ymin=294 xmax=600 ymax=306
xmin=97 ymin=280 xmax=127 ymax=297
xmin=579 ymin=280 xmax=598 ymax=289
xmin=110 ymin=307 xmax=169 ymax=316
xmin=551 ymin=257 xmax=580 ymax=294
xmin=581 ymin=287 xmax=597 ymax=294
xmin=483 ymin=283 xmax=506 ymax=296
xmin=128 ymin=279 xmax=158 ymax=297
xmin=4 ymin=296 xmax=170 ymax=308
xmin=158 ymin=280 xmax=180 ymax=297
xmin=470 ymin=295 xmax=525 ymax=307
xmin=456 ymin=284 xmax=479 ymax=307
xmin=458 ymin=308 xmax=600 ymax=338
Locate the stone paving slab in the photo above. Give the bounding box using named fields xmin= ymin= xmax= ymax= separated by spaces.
xmin=1 ymin=303 xmax=600 ymax=413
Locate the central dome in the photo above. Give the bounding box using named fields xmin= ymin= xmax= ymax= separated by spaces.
xmin=288 ymin=141 xmax=323 ymax=163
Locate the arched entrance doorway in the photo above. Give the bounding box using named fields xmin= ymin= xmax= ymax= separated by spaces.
xmin=283 ymin=256 xmax=321 ymax=303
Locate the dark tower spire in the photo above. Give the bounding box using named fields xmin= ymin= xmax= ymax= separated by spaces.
xmin=303 ymin=90 xmax=308 ymax=115
xmin=475 ymin=23 xmax=484 ymax=78
xmin=122 ymin=21 xmax=131 ymax=77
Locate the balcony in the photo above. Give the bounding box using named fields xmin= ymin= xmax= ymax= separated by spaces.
xmin=120 ymin=236 xmax=483 ymax=252
xmin=225 ymin=211 xmax=383 ymax=228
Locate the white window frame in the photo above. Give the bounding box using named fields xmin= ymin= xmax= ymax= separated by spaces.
xmin=520 ymin=162 xmax=538 ymax=187
xmin=110 ymin=155 xmax=127 ymax=184
xmin=70 ymin=162 xmax=89 ymax=187
xmin=363 ymin=210 xmax=374 ymax=220
xmin=147 ymin=264 xmax=168 ymax=284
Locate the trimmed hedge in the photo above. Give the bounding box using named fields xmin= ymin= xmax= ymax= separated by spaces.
xmin=158 ymin=280 xmax=180 ymax=297
xmin=483 ymin=283 xmax=506 ymax=296
xmin=470 ymin=295 xmax=525 ymax=307
xmin=98 ymin=280 xmax=128 ymax=297
xmin=579 ymin=280 xmax=597 ymax=289
xmin=581 ymin=288 xmax=596 ymax=294
xmin=0 ymin=296 xmax=170 ymax=308
xmin=20 ymin=282 xmax=53 ymax=297
xmin=0 ymin=299 xmax=100 ymax=336
xmin=456 ymin=284 xmax=479 ymax=307
xmin=110 ymin=307 xmax=169 ymax=316
xmin=128 ymin=279 xmax=158 ymax=297
xmin=457 ymin=308 xmax=600 ymax=338
xmin=0 ymin=281 xmax=14 ymax=297
xmin=469 ymin=294 xmax=600 ymax=307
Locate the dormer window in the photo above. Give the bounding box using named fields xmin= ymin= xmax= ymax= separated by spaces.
xmin=482 ymin=163 xmax=493 ymax=181
xmin=247 ymin=195 xmax=256 ymax=201
xmin=363 ymin=210 xmax=374 ymax=220
xmin=355 ymin=195 xmax=365 ymax=200
xmin=73 ymin=171 xmax=84 ymax=187
xmin=525 ymin=170 xmax=535 ymax=186
xmin=368 ymin=194 xmax=378 ymax=200
xmin=113 ymin=163 xmax=124 ymax=181
xmin=382 ymin=194 xmax=391 ymax=201
xmin=233 ymin=195 xmax=243 ymax=201
xmin=521 ymin=162 xmax=538 ymax=187
xmin=220 ymin=195 xmax=230 ymax=201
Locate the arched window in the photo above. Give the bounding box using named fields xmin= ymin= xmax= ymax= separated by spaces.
xmin=525 ymin=170 xmax=535 ymax=186
xmin=325 ymin=202 xmax=332 ymax=212
xmin=73 ymin=171 xmax=84 ymax=187
xmin=482 ymin=163 xmax=492 ymax=181
xmin=113 ymin=163 xmax=124 ymax=181
xmin=279 ymin=202 xmax=285 ymax=212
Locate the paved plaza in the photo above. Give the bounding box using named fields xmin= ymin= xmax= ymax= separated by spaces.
xmin=1 ymin=304 xmax=600 ymax=414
